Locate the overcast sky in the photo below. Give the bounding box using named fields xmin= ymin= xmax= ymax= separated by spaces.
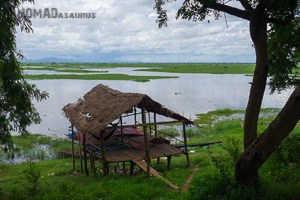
xmin=16 ymin=0 xmax=255 ymax=63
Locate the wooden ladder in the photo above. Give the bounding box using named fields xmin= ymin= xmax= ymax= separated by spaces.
xmin=132 ymin=160 xmax=179 ymax=190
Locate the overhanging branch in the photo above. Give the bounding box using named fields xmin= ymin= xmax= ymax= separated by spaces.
xmin=201 ymin=1 xmax=251 ymax=20
xmin=238 ymin=0 xmax=254 ymax=11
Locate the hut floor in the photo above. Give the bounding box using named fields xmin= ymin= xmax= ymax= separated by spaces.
xmin=86 ymin=142 xmax=181 ymax=163
xmin=106 ymin=143 xmax=181 ymax=163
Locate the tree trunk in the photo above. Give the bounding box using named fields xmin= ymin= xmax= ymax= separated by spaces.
xmin=236 ymin=86 xmax=300 ymax=185
xmin=244 ymin=5 xmax=268 ymax=150
xmin=237 ymin=5 xmax=268 ymax=185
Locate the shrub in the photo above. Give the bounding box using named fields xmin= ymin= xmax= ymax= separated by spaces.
xmin=274 ymin=133 xmax=300 ymax=164
xmin=24 ymin=162 xmax=41 ymax=197
xmin=223 ymin=136 xmax=242 ymax=163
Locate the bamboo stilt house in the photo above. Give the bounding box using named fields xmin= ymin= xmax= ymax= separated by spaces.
xmin=63 ymin=84 xmax=192 ymax=186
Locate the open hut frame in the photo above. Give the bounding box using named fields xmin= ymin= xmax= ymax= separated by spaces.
xmin=63 ymin=84 xmax=194 ymax=189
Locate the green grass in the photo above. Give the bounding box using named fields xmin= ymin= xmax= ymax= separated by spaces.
xmin=1 ymin=108 xmax=299 ymax=199
xmin=21 ymin=63 xmax=255 ymax=81
xmin=24 ymin=73 xmax=178 ymax=82
xmin=135 ymin=63 xmax=255 ymax=74
xmin=22 ymin=63 xmax=256 ymax=74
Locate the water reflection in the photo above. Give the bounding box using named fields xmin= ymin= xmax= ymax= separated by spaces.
xmin=26 ymin=71 xmax=292 ymax=137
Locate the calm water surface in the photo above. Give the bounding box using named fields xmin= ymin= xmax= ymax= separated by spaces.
xmin=26 ymin=68 xmax=292 ymax=137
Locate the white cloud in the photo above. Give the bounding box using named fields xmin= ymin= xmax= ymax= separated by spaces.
xmin=16 ymin=0 xmax=255 ymax=62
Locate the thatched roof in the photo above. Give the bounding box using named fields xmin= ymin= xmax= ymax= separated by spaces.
xmin=63 ymin=84 xmax=192 ymax=135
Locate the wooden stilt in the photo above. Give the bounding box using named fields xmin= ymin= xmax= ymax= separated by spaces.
xmin=130 ymin=161 xmax=134 ymax=175
xmin=91 ymin=150 xmax=96 ymax=177
xmin=142 ymin=109 xmax=151 ymax=176
xmin=114 ymin=164 xmax=117 ymax=174
xmin=78 ymin=134 xmax=83 ymax=174
xmin=83 ymin=132 xmax=89 ymax=176
xmin=182 ymin=123 xmax=190 ymax=167
xmin=90 ymin=151 xmax=93 ymax=169
xmin=154 ymin=113 xmax=160 ymax=164
xmin=167 ymin=156 xmax=172 ymax=170
xmin=122 ymin=162 xmax=126 ymax=174
xmin=120 ymin=116 xmax=124 ymax=144
xmin=134 ymin=107 xmax=137 ymax=125
xmin=154 ymin=113 xmax=158 ymax=137
xmin=100 ymin=133 xmax=108 ymax=175
xmin=148 ymin=112 xmax=152 ymax=135
xmin=71 ymin=125 xmax=75 ymax=173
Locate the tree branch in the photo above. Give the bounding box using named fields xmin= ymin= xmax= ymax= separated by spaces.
xmin=238 ymin=0 xmax=253 ymax=11
xmin=202 ymin=1 xmax=251 ymax=20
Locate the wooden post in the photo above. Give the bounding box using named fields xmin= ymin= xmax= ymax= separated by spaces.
xmin=100 ymin=133 xmax=108 ymax=175
xmin=183 ymin=123 xmax=190 ymax=167
xmin=120 ymin=116 xmax=124 ymax=144
xmin=167 ymin=156 xmax=172 ymax=170
xmin=154 ymin=113 xmax=160 ymax=164
xmin=122 ymin=162 xmax=126 ymax=174
xmin=148 ymin=112 xmax=152 ymax=135
xmin=83 ymin=132 xmax=89 ymax=176
xmin=142 ymin=108 xmax=151 ymax=176
xmin=71 ymin=125 xmax=75 ymax=173
xmin=78 ymin=134 xmax=83 ymax=174
xmin=154 ymin=113 xmax=158 ymax=137
xmin=130 ymin=161 xmax=134 ymax=175
xmin=134 ymin=107 xmax=137 ymax=125
xmin=91 ymin=149 xmax=96 ymax=177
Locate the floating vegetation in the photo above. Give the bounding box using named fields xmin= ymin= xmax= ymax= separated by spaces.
xmin=0 ymin=143 xmax=57 ymax=164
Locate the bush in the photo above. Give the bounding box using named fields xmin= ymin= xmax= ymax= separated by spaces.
xmin=157 ymin=127 xmax=180 ymax=138
xmin=24 ymin=162 xmax=41 ymax=197
xmin=274 ymin=133 xmax=300 ymax=164
xmin=189 ymin=136 xmax=256 ymax=200
xmin=223 ymin=136 xmax=242 ymax=163
xmin=189 ymin=170 xmax=259 ymax=200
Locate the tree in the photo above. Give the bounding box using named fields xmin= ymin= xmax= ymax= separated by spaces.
xmin=0 ymin=0 xmax=48 ymax=152
xmin=154 ymin=0 xmax=300 ymax=186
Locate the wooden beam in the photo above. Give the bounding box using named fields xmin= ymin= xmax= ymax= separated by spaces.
xmin=142 ymin=109 xmax=151 ymax=176
xmin=167 ymin=156 xmax=172 ymax=170
xmin=83 ymin=132 xmax=89 ymax=176
xmin=120 ymin=116 xmax=124 ymax=144
xmin=134 ymin=107 xmax=137 ymax=125
xmin=154 ymin=113 xmax=158 ymax=137
xmin=148 ymin=112 xmax=152 ymax=134
xmin=71 ymin=125 xmax=75 ymax=173
xmin=182 ymin=123 xmax=190 ymax=167
xmin=122 ymin=111 xmax=142 ymax=118
xmin=173 ymin=141 xmax=222 ymax=148
xmin=132 ymin=160 xmax=178 ymax=190
xmin=100 ymin=133 xmax=108 ymax=175
xmin=154 ymin=113 xmax=160 ymax=164
xmin=78 ymin=134 xmax=83 ymax=174
xmin=130 ymin=161 xmax=134 ymax=175
xmin=106 ymin=120 xmax=185 ymax=130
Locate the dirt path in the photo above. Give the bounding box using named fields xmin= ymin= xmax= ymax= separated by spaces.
xmin=181 ymin=165 xmax=200 ymax=192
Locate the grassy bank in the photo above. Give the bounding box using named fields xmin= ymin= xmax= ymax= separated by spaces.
xmin=135 ymin=63 xmax=255 ymax=74
xmin=1 ymin=109 xmax=299 ymax=199
xmin=22 ymin=63 xmax=254 ymax=81
xmin=24 ymin=74 xmax=178 ymax=82
xmin=22 ymin=63 xmax=255 ymax=74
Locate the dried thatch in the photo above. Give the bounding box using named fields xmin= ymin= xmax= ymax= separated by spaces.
xmin=63 ymin=84 xmax=192 ymax=135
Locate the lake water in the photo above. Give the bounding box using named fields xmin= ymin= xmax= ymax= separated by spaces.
xmin=26 ymin=68 xmax=292 ymax=137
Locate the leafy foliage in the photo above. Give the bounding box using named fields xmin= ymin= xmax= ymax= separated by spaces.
xmin=0 ymin=0 xmax=48 ymax=151
xmin=154 ymin=0 xmax=300 ymax=93
xmin=268 ymin=19 xmax=300 ymax=92
xmin=273 ymin=132 xmax=300 ymax=164
xmin=24 ymin=162 xmax=41 ymax=196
